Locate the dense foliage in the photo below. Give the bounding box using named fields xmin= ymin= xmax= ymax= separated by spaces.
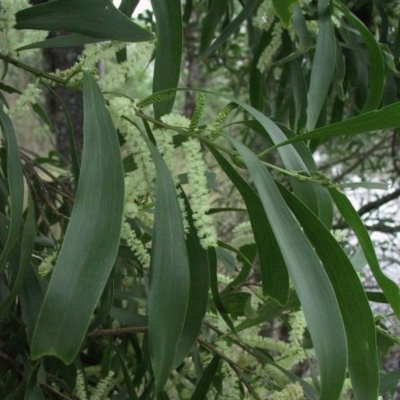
xmin=0 ymin=0 xmax=400 ymax=399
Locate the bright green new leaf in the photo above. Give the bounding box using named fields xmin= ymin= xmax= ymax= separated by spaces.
xmin=143 ymin=135 xmax=190 ymax=392
xmin=30 ymin=73 xmax=124 ymax=363
xmin=16 ymin=0 xmax=154 ymax=43
xmin=230 ymin=137 xmax=347 ymax=400
xmin=272 ymin=0 xmax=297 ymax=28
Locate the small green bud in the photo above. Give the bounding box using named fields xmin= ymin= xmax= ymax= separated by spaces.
xmin=209 ymin=129 xmax=222 ymax=141
xmin=231 ymin=154 xmax=247 ymax=169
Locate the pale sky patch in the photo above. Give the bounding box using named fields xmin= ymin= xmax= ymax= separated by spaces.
xmin=113 ymin=0 xmax=151 ymax=16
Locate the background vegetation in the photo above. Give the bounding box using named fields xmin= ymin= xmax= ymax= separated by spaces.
xmin=0 ymin=0 xmax=400 ymax=399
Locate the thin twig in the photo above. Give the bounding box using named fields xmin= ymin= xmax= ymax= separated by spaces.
xmin=0 ymin=53 xmax=66 ymax=84
xmin=87 ymin=326 xmax=148 ymax=337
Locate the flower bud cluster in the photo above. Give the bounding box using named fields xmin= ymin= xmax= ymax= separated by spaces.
xmin=257 ymin=22 xmax=283 ymax=72
xmin=232 ymin=221 xmax=254 ymax=249
xmin=5 ymin=82 xmax=42 ymax=117
xmin=98 ymin=41 xmax=154 ymax=91
xmin=271 ymin=383 xmax=304 ymax=400
xmin=0 ymin=0 xmax=47 ymax=58
xmin=253 ymin=0 xmax=275 ymax=33
xmin=75 ymin=369 xmax=115 ymax=400
xmin=108 ymin=96 xmax=155 ymax=267
xmin=158 ymin=113 xmax=194 ymax=232
xmin=38 ymin=251 xmax=57 ymax=277
xmin=189 ymin=92 xmax=205 ymax=131
xmin=183 ymin=137 xmax=218 ymax=248
xmin=53 ymin=41 xmax=126 ymax=86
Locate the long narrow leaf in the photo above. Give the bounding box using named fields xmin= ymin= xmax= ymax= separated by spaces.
xmin=31 ymin=73 xmax=124 ymax=363
xmin=18 ymin=34 xmax=108 ymax=51
xmin=229 ymin=98 xmax=324 ymax=219
xmin=208 ymin=247 xmax=236 ymax=333
xmin=306 ymin=0 xmax=336 ymax=131
xmin=19 ymin=264 xmax=45 ymax=342
xmin=272 ymin=101 xmax=400 ymax=148
xmin=200 ymin=0 xmax=229 ymax=53
xmin=16 ymin=0 xmax=154 ymax=43
xmin=115 ymin=347 xmax=139 ymax=400
xmin=230 ymin=137 xmax=347 ymax=400
xmin=329 ymin=187 xmax=400 ymax=319
xmin=191 ymin=355 xmax=220 ymax=400
xmin=142 ymin=136 xmax=190 ymax=392
xmin=151 ymin=0 xmax=182 ymax=117
xmin=279 ymin=183 xmax=379 ymax=400
xmin=0 ymin=195 xmax=36 ymax=316
xmin=208 ymin=145 xmax=289 ymax=305
xmin=338 ymin=3 xmax=385 ymax=112
xmin=236 ymin=291 xmax=300 ymax=332
xmin=0 ymin=97 xmax=24 ymax=273
xmin=198 ymin=0 xmax=262 ymax=61
xmin=173 ymin=193 xmax=210 ymax=368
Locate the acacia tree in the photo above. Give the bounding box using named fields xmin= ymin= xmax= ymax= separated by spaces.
xmin=0 ymin=0 xmax=400 ymax=399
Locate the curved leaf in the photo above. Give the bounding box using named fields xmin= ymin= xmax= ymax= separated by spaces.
xmin=338 ymin=2 xmax=385 ymax=112
xmin=329 ymin=187 xmax=400 ymax=319
xmin=16 ymin=0 xmax=154 ymax=43
xmin=306 ymin=0 xmax=336 ymax=131
xmin=279 ymin=183 xmax=379 ymax=400
xmin=151 ymin=0 xmax=182 ymax=117
xmin=229 ymin=137 xmax=347 ymax=400
xmin=173 ymin=192 xmax=210 ymax=368
xmin=191 ymin=355 xmax=220 ymax=400
xmin=228 ymin=98 xmax=322 ymax=217
xmin=200 ymin=0 xmax=229 ymax=53
xmin=198 ymin=0 xmax=262 ymax=61
xmin=208 ymin=145 xmax=289 ymax=305
xmin=272 ymin=101 xmax=400 ymax=148
xmin=30 ymin=73 xmax=124 ymax=363
xmin=208 ymin=247 xmax=236 ymax=333
xmin=0 ymin=97 xmax=24 ymax=273
xmin=0 ymin=195 xmax=36 ymax=317
xmin=142 ymin=136 xmax=190 ymax=392
xmin=17 ymin=34 xmax=108 ymax=51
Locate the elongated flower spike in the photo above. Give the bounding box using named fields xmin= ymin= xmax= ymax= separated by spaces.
xmin=209 ymin=102 xmax=238 ymax=141
xmin=137 ymin=90 xmax=175 ymax=109
xmin=183 ymin=137 xmax=218 ymax=248
xmin=189 ymin=92 xmax=206 ymax=132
